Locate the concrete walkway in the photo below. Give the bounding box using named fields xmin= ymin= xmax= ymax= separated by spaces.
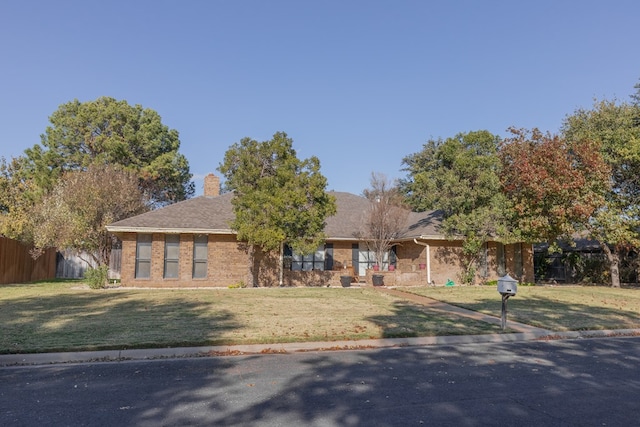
xmin=377 ymin=287 xmax=550 ymax=334
xmin=2 ymin=287 xmax=639 ymax=367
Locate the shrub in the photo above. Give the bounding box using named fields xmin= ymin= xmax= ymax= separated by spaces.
xmin=228 ymin=281 xmax=246 ymax=289
xmin=84 ymin=265 xmax=109 ymax=289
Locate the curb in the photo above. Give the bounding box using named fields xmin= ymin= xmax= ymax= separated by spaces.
xmin=2 ymin=329 xmax=640 ymax=367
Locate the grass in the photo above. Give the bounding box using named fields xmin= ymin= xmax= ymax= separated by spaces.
xmin=3 ymin=280 xmax=640 ymax=354
xmin=0 ymin=280 xmax=503 ymax=354
xmin=398 ymin=285 xmax=640 ymax=331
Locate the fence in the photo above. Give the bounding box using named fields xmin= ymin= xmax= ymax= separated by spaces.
xmin=56 ymin=249 xmax=122 ymax=280
xmin=0 ymin=236 xmax=57 ymax=284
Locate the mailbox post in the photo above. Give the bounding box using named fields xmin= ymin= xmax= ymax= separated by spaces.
xmin=497 ymin=274 xmax=517 ymax=330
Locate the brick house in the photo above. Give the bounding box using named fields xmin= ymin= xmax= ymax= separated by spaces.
xmin=106 ymin=174 xmax=534 ymax=287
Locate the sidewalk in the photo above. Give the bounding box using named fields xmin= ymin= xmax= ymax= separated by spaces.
xmin=2 ymin=288 xmax=639 ymax=367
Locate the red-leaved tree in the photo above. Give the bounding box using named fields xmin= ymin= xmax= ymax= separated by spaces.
xmin=500 ymin=127 xmax=610 ymax=246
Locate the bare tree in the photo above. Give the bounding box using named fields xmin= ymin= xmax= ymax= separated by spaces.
xmin=33 ymin=164 xmax=149 ymax=267
xmin=361 ymin=173 xmax=409 ymax=270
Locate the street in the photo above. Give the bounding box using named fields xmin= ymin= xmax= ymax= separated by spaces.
xmin=2 ymin=336 xmax=640 ymax=426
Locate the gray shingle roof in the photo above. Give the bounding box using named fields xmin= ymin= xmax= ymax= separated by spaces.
xmin=106 ymin=192 xmax=236 ymax=233
xmin=401 ymin=210 xmax=445 ymax=239
xmin=106 ymin=190 xmax=445 ymax=239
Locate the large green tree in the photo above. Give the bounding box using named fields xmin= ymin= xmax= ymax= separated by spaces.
xmin=400 ymin=130 xmax=511 ymax=284
xmin=218 ymin=132 xmax=337 ymax=287
xmin=1 ymin=97 xmax=192 ymax=269
xmin=561 ymin=99 xmax=640 ymax=287
xmin=25 ymin=96 xmax=193 ymax=205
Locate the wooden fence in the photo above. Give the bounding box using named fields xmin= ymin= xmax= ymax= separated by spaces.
xmin=0 ymin=236 xmax=57 ymax=284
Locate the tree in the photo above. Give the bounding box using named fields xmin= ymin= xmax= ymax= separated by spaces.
xmin=361 ymin=172 xmax=408 ymax=271
xmin=26 ymin=96 xmax=193 ymax=206
xmin=32 ymin=164 xmax=148 ymax=268
xmin=400 ymin=130 xmax=510 ymax=284
xmin=218 ymin=132 xmax=337 ymax=287
xmin=1 ymin=96 xmax=192 ymax=262
xmin=561 ymin=99 xmax=640 ymax=287
xmin=631 ymin=78 xmax=640 ymax=106
xmin=500 ymin=127 xmax=610 ymax=244
xmin=0 ymin=156 xmax=40 ymax=242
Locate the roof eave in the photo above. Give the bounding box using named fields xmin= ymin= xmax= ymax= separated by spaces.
xmin=106 ymin=226 xmax=235 ymax=235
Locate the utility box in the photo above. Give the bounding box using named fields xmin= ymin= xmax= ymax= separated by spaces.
xmin=497 ymin=274 xmax=517 ymax=296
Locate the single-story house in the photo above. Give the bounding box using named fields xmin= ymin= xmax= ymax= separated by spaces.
xmin=106 ymin=174 xmax=534 ymax=287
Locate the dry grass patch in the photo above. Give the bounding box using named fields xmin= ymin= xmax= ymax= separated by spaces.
xmin=0 ymin=281 xmax=503 ymax=354
xmin=398 ymin=285 xmax=640 ymax=331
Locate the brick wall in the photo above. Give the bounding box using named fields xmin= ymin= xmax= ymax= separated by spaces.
xmin=117 ymin=232 xmax=534 ymax=288
xmin=208 ymin=234 xmax=250 ymax=286
xmin=203 ymin=174 xmax=220 ymax=197
xmin=119 ymin=232 xmax=259 ymax=287
xmin=396 ymin=240 xmax=535 ymax=286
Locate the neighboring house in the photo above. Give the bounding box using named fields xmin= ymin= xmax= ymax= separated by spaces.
xmin=106 ymin=174 xmax=534 ymax=287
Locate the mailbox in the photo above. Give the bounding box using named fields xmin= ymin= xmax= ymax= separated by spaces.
xmin=497 ymin=274 xmax=517 ymax=296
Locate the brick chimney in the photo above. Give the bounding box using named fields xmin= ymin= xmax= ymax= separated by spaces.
xmin=203 ymin=173 xmax=220 ymax=197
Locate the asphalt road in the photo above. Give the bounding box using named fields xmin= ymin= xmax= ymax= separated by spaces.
xmin=2 ymin=336 xmax=640 ymax=426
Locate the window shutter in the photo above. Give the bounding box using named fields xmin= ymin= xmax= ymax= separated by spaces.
xmin=352 ymin=244 xmax=359 ymax=275
xmin=324 ymin=243 xmax=333 ymax=270
xmin=284 ymin=245 xmax=292 ymax=257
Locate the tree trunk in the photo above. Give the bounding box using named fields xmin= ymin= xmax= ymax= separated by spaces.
xmin=247 ymin=244 xmax=257 ymax=287
xmin=600 ymin=243 xmax=621 ymax=288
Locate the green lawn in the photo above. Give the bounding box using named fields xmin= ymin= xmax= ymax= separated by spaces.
xmin=398 ymin=285 xmax=640 ymax=331
xmin=0 ymin=280 xmax=502 ymax=354
xmin=2 ymin=281 xmax=639 ymax=354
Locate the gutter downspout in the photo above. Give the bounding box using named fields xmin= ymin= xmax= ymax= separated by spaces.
xmin=414 ymin=239 xmax=431 ymax=285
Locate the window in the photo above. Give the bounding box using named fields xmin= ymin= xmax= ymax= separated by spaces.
xmin=479 ymin=243 xmax=489 ymax=278
xmin=514 ymin=243 xmax=523 ymax=278
xmin=359 ymin=246 xmax=377 ymax=274
xmin=135 ymin=234 xmax=152 ymax=279
xmin=164 ymin=234 xmax=180 ymax=279
xmin=496 ymin=243 xmax=506 ymax=277
xmin=357 ymin=243 xmax=395 ymax=275
xmin=285 ymin=245 xmax=330 ymax=271
xmin=193 ymin=235 xmax=208 ymax=279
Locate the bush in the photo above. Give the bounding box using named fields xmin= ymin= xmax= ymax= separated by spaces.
xmin=228 ymin=281 xmax=246 ymax=289
xmin=84 ymin=265 xmax=109 ymax=289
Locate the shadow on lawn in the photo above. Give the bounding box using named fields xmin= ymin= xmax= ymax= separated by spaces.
xmin=446 ymin=294 xmax=640 ymax=331
xmin=0 ymin=291 xmax=241 ymax=354
xmin=366 ymin=300 xmax=505 ymax=338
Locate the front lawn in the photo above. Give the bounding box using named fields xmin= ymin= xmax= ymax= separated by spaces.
xmin=0 ymin=281 xmax=502 ymax=354
xmin=3 ymin=281 xmax=639 ymax=354
xmin=399 ymin=285 xmax=640 ymax=331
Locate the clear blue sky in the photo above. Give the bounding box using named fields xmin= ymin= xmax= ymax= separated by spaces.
xmin=1 ymin=0 xmax=639 ymax=196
